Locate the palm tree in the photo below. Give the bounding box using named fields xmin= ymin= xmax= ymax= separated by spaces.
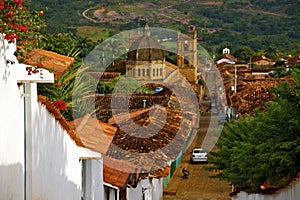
xmin=264 ymin=45 xmax=279 ymax=60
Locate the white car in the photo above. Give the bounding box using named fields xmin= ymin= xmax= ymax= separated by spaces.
xmin=190 ymin=148 xmax=208 ymax=163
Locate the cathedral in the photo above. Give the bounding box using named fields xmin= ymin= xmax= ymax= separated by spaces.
xmin=125 ymin=24 xmax=198 ymax=83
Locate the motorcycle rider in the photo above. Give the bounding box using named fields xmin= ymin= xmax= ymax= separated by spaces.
xmin=182 ymin=167 xmax=189 ymax=179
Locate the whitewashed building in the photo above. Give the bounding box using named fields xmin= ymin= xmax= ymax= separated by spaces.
xmin=0 ymin=34 xmax=104 ymax=200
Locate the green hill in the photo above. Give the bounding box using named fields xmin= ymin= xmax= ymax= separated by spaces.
xmin=24 ymin=0 xmax=300 ymax=55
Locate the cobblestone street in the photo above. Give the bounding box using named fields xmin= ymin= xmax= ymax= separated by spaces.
xmin=163 ymin=112 xmax=232 ymax=200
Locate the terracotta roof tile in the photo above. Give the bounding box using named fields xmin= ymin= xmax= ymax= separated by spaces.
xmin=216 ymin=53 xmax=237 ymax=63
xmin=38 ymin=96 xmax=171 ymax=186
xmin=86 ymin=72 xmax=121 ymax=82
xmin=72 ymin=114 xmax=117 ymax=154
xmin=106 ymin=106 xmax=195 ymax=170
xmin=251 ymin=55 xmax=274 ymax=63
xmin=287 ymin=55 xmax=300 ymax=65
xmin=24 ymin=49 xmax=74 ymax=78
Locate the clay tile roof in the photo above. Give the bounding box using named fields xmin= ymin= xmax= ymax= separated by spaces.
xmin=287 ymin=55 xmax=300 ymax=65
xmin=216 ymin=53 xmax=237 ymax=63
xmin=24 ymin=49 xmax=74 ymax=78
xmin=37 ymin=95 xmax=84 ymax=147
xmin=86 ymin=72 xmax=121 ymax=82
xmin=106 ymin=106 xmax=194 ymax=170
xmin=251 ymin=55 xmax=274 ymax=63
xmin=103 ymin=156 xmax=142 ymax=188
xmin=103 ymin=155 xmax=170 ymax=188
xmin=72 ymin=114 xmax=117 ymax=154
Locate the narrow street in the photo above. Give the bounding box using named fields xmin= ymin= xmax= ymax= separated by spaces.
xmin=163 ymin=112 xmax=232 ymax=200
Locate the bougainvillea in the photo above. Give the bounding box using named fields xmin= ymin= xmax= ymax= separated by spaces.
xmin=53 ymin=99 xmax=67 ymax=111
xmin=0 ymin=0 xmax=45 ymax=45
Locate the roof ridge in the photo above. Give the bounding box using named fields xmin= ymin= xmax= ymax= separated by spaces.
xmin=37 ymin=95 xmax=84 ymax=147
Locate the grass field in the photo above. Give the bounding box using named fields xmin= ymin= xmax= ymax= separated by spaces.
xmin=76 ymin=26 xmax=116 ymax=42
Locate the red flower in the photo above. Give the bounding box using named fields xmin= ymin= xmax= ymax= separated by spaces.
xmin=0 ymin=5 xmax=4 ymax=10
xmin=39 ymin=11 xmax=44 ymax=16
xmin=36 ymin=62 xmax=44 ymax=67
xmin=55 ymin=83 xmax=62 ymax=87
xmin=14 ymin=0 xmax=22 ymax=7
xmin=4 ymin=33 xmax=18 ymax=42
xmin=6 ymin=11 xmax=14 ymax=18
xmin=19 ymin=40 xmax=26 ymax=45
xmin=53 ymin=100 xmax=67 ymax=111
xmin=18 ymin=25 xmax=28 ymax=32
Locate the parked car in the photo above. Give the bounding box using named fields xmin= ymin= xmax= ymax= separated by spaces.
xmin=190 ymin=148 xmax=208 ymax=163
xmin=218 ymin=113 xmax=228 ymax=124
xmin=154 ymin=87 xmax=163 ymax=94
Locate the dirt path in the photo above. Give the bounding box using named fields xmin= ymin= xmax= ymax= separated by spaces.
xmin=162 ymin=112 xmax=232 ymax=200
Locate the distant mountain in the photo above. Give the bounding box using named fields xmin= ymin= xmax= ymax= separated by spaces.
xmin=24 ymin=0 xmax=300 ymax=55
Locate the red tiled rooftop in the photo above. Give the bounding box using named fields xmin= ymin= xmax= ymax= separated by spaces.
xmin=86 ymin=72 xmax=121 ymax=82
xmin=72 ymin=114 xmax=117 ymax=154
xmin=24 ymin=49 xmax=74 ymax=78
xmin=251 ymin=55 xmax=274 ymax=63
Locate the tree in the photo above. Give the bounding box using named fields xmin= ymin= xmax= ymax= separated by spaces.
xmin=233 ymin=46 xmax=254 ymax=63
xmin=208 ymin=69 xmax=300 ymax=193
xmin=264 ymin=45 xmax=279 ymax=60
xmin=0 ymin=0 xmax=46 ymax=59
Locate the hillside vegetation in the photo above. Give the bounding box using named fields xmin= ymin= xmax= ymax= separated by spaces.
xmin=24 ymin=0 xmax=300 ymax=55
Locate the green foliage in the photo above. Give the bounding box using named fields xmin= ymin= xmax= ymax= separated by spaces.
xmin=233 ymin=46 xmax=255 ymax=63
xmin=96 ymin=76 xmax=153 ymax=94
xmin=208 ymin=69 xmax=300 ymax=193
xmin=24 ymin=0 xmax=300 ymax=55
xmin=35 ymin=33 xmax=96 ymax=58
xmin=38 ymin=64 xmax=95 ymax=120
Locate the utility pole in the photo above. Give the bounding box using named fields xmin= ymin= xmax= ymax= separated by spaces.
xmin=234 ymin=65 xmax=237 ymax=94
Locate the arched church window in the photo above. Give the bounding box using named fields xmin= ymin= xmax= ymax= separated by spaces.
xmin=138 ymin=69 xmax=141 ymax=76
xmin=143 ymin=69 xmax=145 ymax=76
xmin=184 ymin=56 xmax=189 ymax=64
xmin=184 ymin=40 xmax=189 ymax=51
xmin=184 ymin=44 xmax=189 ymax=51
xmin=160 ymin=68 xmax=162 ymax=76
xmin=153 ymin=69 xmax=155 ymax=76
xmin=147 ymin=69 xmax=150 ymax=76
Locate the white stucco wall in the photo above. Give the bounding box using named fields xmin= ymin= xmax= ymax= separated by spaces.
xmin=0 ymin=35 xmax=25 ymax=199
xmin=127 ymin=177 xmax=164 ymax=200
xmin=233 ymin=179 xmax=300 ymax=200
xmin=0 ymin=34 xmax=104 ymax=200
xmin=30 ymin=92 xmax=82 ymax=199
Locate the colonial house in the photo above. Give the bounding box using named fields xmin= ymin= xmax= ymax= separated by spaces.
xmin=251 ymin=55 xmax=275 ymax=67
xmin=0 ymin=35 xmax=103 ymax=199
xmin=286 ymin=55 xmax=300 ymax=67
xmin=216 ymin=48 xmax=237 ymax=65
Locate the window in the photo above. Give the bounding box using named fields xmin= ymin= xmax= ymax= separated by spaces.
xmin=81 ymin=160 xmax=87 ymax=200
xmin=184 ymin=43 xmax=189 ymax=51
xmin=184 ymin=56 xmax=189 ymax=64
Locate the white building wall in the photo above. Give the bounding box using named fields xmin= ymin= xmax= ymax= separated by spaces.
xmin=127 ymin=177 xmax=164 ymax=200
xmin=0 ymin=35 xmax=25 ymax=199
xmin=0 ymin=34 xmax=104 ymax=200
xmin=31 ymin=95 xmax=82 ymax=199
xmin=233 ymin=179 xmax=300 ymax=200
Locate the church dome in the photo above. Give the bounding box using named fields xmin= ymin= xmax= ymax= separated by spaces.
xmin=127 ymin=24 xmax=165 ymax=61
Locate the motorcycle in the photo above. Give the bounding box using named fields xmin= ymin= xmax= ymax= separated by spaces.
xmin=182 ymin=167 xmax=189 ymax=179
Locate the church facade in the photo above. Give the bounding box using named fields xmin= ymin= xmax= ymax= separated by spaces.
xmin=125 ymin=24 xmax=198 ymax=83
